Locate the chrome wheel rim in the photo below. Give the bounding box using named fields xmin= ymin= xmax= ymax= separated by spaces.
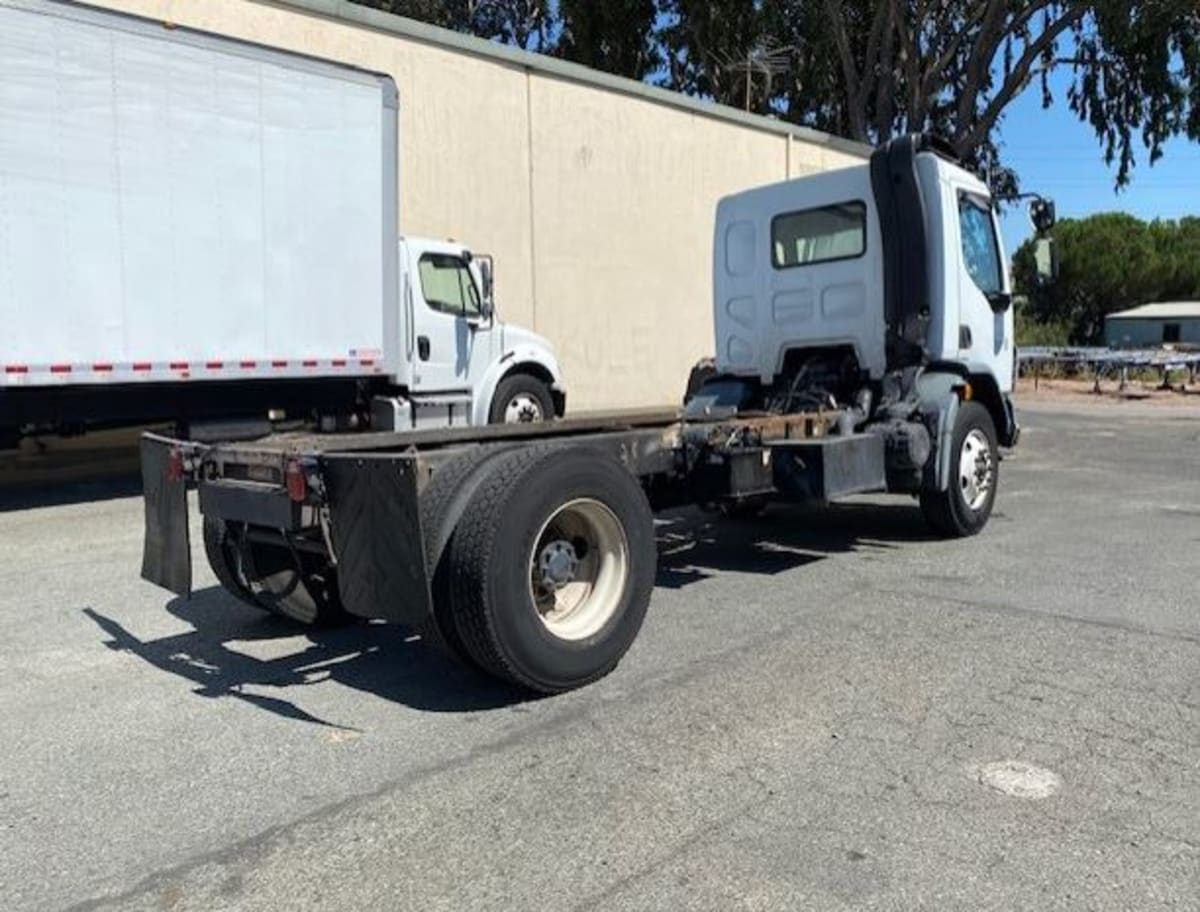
xmin=504 ymin=393 xmax=545 ymax=423
xmin=959 ymin=428 xmax=994 ymax=512
xmin=529 ymin=498 xmax=629 ymax=641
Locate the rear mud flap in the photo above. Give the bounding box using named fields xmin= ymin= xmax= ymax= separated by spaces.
xmin=140 ymin=436 xmax=192 ymax=596
xmin=322 ymin=454 xmax=433 ymax=627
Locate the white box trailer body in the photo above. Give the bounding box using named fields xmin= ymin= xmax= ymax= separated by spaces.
xmin=0 ymin=0 xmax=400 ymax=388
xmin=0 ymin=0 xmax=564 ymax=443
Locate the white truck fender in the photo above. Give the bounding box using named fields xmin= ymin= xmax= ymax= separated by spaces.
xmin=472 ymin=345 xmax=566 ymax=426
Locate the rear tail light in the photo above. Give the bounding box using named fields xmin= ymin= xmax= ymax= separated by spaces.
xmin=285 ymin=460 xmax=309 ymax=503
xmin=166 ymin=447 xmax=185 ymax=483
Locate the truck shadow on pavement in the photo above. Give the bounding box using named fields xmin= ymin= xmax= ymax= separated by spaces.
xmin=655 ymin=500 xmax=935 ymax=588
xmin=83 ymin=592 xmax=529 ymax=726
xmin=81 ymin=500 xmax=937 ymax=727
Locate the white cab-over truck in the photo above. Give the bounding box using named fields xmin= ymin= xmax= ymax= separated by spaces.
xmin=0 ymin=0 xmax=563 ymax=449
xmin=142 ymin=135 xmax=1055 ymax=694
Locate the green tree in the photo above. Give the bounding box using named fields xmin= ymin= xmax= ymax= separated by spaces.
xmin=659 ymin=0 xmax=769 ymax=109
xmin=665 ymin=1 xmax=1200 ymax=190
xmin=1012 ymin=213 xmax=1200 ymax=344
xmin=559 ymin=0 xmax=659 ymax=80
xmin=351 ymin=0 xmax=1199 ymax=190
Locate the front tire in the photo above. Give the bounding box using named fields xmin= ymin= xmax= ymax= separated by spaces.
xmin=920 ymin=401 xmax=999 ymax=537
xmin=489 ymin=374 xmax=554 ymax=424
xmin=445 ymin=446 xmax=656 ymax=694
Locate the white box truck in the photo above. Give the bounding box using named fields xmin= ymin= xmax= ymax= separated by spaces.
xmin=0 ymin=0 xmax=564 ymax=449
xmin=141 ymin=134 xmax=1058 ymax=692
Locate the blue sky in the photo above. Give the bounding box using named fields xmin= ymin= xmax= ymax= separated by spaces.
xmin=995 ymin=69 xmax=1200 ymax=258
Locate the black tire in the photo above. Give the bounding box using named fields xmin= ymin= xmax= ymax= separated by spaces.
xmin=203 ymin=517 xmax=351 ymax=627
xmin=919 ymin=401 xmax=999 ymax=538
xmin=243 ymin=538 xmax=352 ymax=627
xmin=446 ymin=446 xmax=656 ymax=694
xmin=416 ymin=444 xmax=519 ymax=667
xmin=201 ymin=517 xmax=260 ymax=609
xmin=488 ymin=374 xmax=554 ymax=424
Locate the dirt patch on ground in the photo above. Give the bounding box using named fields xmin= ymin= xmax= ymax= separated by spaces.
xmin=1015 ymin=376 xmax=1200 ymax=409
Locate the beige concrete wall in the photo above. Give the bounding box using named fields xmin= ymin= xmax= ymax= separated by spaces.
xmin=84 ymin=0 xmax=866 ymax=410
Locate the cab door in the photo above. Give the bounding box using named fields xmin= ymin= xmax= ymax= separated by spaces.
xmin=406 ymin=240 xmax=493 ymax=393
xmin=953 ymin=189 xmax=1014 ymax=390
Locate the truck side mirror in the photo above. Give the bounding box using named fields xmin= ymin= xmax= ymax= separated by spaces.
xmin=1033 ymin=237 xmax=1058 ymax=286
xmin=477 ymin=255 xmax=495 ymax=321
xmin=1029 ymin=198 xmax=1056 ymax=234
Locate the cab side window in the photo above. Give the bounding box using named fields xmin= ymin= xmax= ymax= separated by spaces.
xmin=958 ymin=194 xmax=1003 ymax=296
xmin=772 ymin=201 xmax=866 ymax=269
xmin=418 ymin=254 xmax=482 ymax=318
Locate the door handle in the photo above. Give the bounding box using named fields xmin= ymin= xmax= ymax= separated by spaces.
xmin=418 ymin=336 xmax=430 ymax=361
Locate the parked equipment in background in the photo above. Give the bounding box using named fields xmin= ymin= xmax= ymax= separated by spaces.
xmin=142 ymin=134 xmax=1054 ymax=693
xmin=0 ymin=0 xmax=563 ymax=450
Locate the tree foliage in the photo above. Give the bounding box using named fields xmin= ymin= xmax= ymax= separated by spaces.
xmin=559 ymin=0 xmax=659 ymax=80
xmin=350 ymin=0 xmax=1199 ymax=189
xmin=1012 ymin=213 xmax=1200 ymax=344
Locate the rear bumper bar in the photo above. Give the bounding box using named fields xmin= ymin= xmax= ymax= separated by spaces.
xmin=139 ymin=434 xmax=435 ymax=627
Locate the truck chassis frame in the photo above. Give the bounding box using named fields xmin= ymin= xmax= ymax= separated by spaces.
xmin=142 ymin=391 xmax=990 ymax=693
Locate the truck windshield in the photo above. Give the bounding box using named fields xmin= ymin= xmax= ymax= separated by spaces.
xmin=419 ymin=254 xmax=482 ymax=318
xmin=958 ymin=194 xmax=1003 ymax=296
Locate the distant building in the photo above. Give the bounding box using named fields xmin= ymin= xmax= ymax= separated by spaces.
xmin=1104 ymin=302 xmax=1200 ymax=349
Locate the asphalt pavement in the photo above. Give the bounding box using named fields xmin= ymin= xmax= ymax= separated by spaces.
xmin=0 ymin=405 xmax=1197 ymax=911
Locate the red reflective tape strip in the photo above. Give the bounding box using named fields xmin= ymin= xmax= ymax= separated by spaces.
xmin=50 ymin=364 xmax=72 ymax=374
xmin=302 ymin=360 xmax=318 ymax=368
xmin=170 ymin=362 xmax=188 ymax=371
xmin=5 ymin=366 xmax=29 ymax=374
xmin=271 ymin=360 xmax=289 ymax=368
xmin=205 ymin=361 xmax=223 ymax=370
xmin=331 ymin=359 xmax=347 ymax=368
xmin=132 ymin=362 xmax=152 ymax=372
xmin=93 ymin=363 xmax=114 ymax=373
xmin=239 ymin=361 xmax=257 ymax=369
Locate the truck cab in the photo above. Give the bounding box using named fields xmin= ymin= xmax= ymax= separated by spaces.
xmin=714 ymin=135 xmax=1016 ymax=428
xmin=387 ymin=237 xmax=565 ymax=431
xmin=697 ymin=134 xmax=1055 ymax=536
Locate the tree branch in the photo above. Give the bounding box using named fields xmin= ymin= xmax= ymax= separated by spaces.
xmin=956 ymin=8 xmax=1089 ymax=154
xmin=822 ymin=0 xmax=866 ymax=139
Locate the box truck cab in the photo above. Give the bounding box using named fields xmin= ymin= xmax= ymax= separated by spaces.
xmin=395 ymin=238 xmax=564 ymax=430
xmin=0 ymin=0 xmax=563 ymax=448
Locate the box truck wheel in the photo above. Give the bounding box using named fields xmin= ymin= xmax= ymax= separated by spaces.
xmin=919 ymin=402 xmax=999 ymax=538
xmin=446 ymin=447 xmax=656 ymax=693
xmin=489 ymin=374 xmax=554 ymax=424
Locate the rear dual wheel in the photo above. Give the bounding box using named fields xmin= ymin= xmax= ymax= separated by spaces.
xmin=430 ymin=446 xmax=656 ymax=694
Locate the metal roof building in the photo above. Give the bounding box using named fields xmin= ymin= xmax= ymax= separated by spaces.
xmin=1105 ymin=302 xmax=1200 ymax=349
